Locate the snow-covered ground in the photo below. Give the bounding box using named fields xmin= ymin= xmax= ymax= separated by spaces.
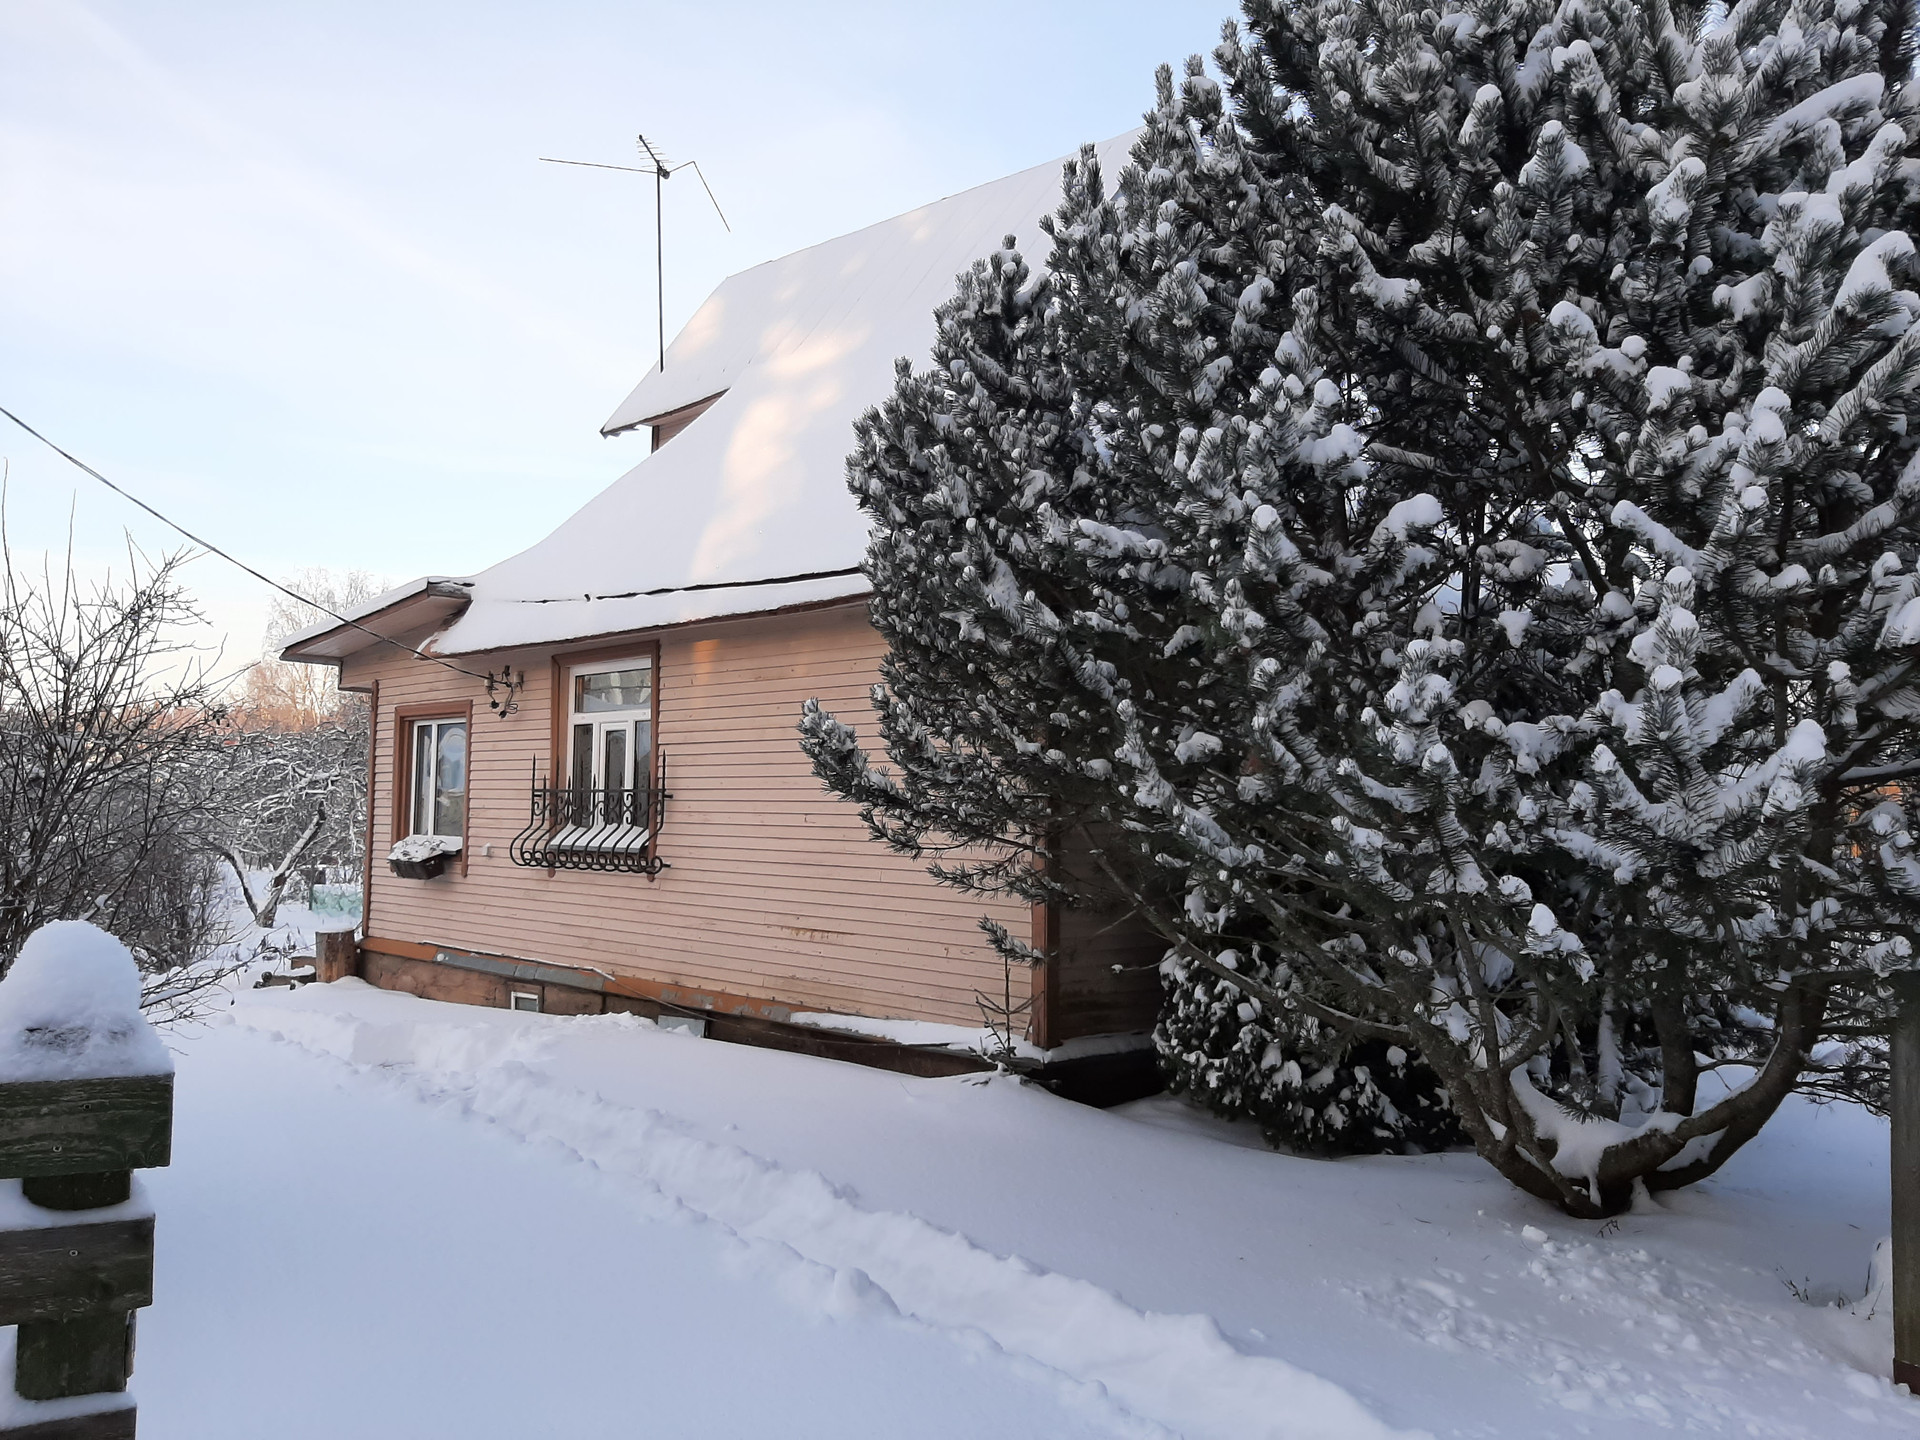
xmin=128 ymin=980 xmax=1912 ymax=1439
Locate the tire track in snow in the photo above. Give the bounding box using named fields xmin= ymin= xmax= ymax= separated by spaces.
xmin=230 ymin=1002 xmax=1423 ymax=1440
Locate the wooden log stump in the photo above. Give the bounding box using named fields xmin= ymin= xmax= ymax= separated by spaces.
xmin=314 ymin=927 xmax=361 ymax=985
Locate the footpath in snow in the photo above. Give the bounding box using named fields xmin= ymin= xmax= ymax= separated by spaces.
xmin=135 ymin=980 xmax=1915 ymax=1438
xmin=137 ymin=999 xmax=1142 ymax=1439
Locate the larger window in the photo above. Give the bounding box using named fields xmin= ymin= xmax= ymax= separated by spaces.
xmin=568 ymin=658 xmax=654 ymax=814
xmin=410 ymin=717 xmax=468 ymax=838
xmin=507 ymin=653 xmax=664 ymax=872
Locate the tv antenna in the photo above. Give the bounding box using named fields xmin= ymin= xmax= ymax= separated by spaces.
xmin=540 ymin=134 xmax=730 ymax=374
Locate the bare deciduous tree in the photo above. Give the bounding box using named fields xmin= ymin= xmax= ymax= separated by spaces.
xmin=215 ymin=705 xmax=368 ymax=929
xmin=242 ymin=568 xmax=384 ymax=726
xmin=215 ymin=569 xmax=382 ymax=929
xmin=0 ymin=539 xmax=239 ymax=1017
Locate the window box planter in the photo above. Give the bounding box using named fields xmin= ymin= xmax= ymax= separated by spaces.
xmin=387 ymin=835 xmax=462 ymax=881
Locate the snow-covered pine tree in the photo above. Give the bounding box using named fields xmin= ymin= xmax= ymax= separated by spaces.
xmin=803 ymin=64 xmax=1462 ymax=1153
xmin=1074 ymin=0 xmax=1920 ymax=1216
xmin=813 ymin=0 xmax=1920 ymax=1213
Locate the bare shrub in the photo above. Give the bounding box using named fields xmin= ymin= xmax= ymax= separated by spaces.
xmin=0 ymin=540 xmax=240 ymax=1018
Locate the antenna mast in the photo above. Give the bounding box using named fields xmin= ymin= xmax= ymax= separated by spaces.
xmin=637 ymin=134 xmax=668 ymax=372
xmin=539 ymin=135 xmax=730 ymax=375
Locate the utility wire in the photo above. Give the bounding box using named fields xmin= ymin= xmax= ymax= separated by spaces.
xmin=0 ymin=406 xmax=855 ymax=703
xmin=0 ymin=403 xmax=506 ymax=690
xmin=522 ymin=566 xmax=863 ymax=605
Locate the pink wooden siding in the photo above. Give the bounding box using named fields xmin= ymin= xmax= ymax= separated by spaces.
xmin=344 ymin=601 xmax=1034 ymax=1027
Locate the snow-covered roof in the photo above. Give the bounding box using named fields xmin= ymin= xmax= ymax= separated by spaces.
xmin=424 ymin=132 xmax=1137 ymax=656
xmin=280 ymin=577 xmax=473 ymax=663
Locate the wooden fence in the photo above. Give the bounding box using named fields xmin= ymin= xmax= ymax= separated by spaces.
xmin=0 ymin=1066 xmax=172 ymax=1438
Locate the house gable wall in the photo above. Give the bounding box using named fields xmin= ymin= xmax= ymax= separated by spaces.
xmin=343 ymin=602 xmax=1156 ymax=1038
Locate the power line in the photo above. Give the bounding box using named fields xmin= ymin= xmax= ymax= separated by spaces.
xmin=0 ymin=403 xmax=523 ymax=708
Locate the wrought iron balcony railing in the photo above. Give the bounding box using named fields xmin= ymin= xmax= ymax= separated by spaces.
xmin=508 ymin=752 xmax=670 ymax=876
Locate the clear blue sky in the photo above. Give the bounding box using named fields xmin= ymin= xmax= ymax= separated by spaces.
xmin=1 ymin=0 xmax=1229 ymax=660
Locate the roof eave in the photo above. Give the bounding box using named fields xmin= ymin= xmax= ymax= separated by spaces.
xmin=600 ymin=387 xmax=731 ymax=439
xmin=279 ymin=580 xmax=474 ymax=665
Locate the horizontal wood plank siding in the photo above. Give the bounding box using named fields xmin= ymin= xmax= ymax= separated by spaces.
xmin=344 ymin=604 xmax=1031 ymax=1027
xmin=1054 ymin=902 xmax=1164 ymax=1040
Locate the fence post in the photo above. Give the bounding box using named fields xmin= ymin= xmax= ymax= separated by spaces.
xmin=1894 ymin=974 xmax=1920 ymax=1392
xmin=0 ymin=923 xmax=175 ymax=1440
xmin=0 ymin=1067 xmax=172 ymax=1439
xmin=314 ymin=927 xmax=361 ymax=985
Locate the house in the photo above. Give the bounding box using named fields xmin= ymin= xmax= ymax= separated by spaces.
xmin=282 ymin=136 xmax=1162 ymax=1065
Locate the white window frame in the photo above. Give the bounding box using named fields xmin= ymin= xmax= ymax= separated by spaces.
xmin=509 ymin=991 xmax=541 ymax=1013
xmin=557 ymin=655 xmax=655 ymax=849
xmin=409 ymin=717 xmax=468 ymax=840
xmin=567 ymin=655 xmax=655 ymax=791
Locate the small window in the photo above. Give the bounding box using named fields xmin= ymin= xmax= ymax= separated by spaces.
xmin=410 ymin=718 xmax=467 ymax=838
xmin=509 ymin=991 xmax=541 ymax=1013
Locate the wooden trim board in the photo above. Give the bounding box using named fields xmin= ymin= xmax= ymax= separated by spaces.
xmin=362 ymin=678 xmax=380 ymax=934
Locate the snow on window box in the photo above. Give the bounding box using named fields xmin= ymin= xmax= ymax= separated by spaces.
xmin=387 ymin=834 xmax=463 ymax=880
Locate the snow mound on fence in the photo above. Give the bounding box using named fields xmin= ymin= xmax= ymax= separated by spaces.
xmin=230 ymin=987 xmax=1418 ymax=1440
xmin=0 ymin=921 xmax=170 ymax=1081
